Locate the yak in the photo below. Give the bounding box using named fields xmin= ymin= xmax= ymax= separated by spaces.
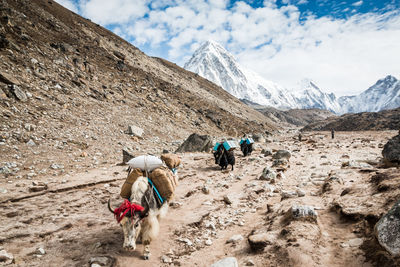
xmin=213 ymin=144 xmax=235 ymax=171
xmin=108 ymin=176 xmax=168 ymax=260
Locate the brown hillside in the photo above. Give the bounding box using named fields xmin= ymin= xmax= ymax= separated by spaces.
xmin=0 ymin=0 xmax=276 ymax=180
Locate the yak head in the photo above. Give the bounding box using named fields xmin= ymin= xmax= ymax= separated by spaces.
xmin=108 ymin=191 xmax=149 ymax=250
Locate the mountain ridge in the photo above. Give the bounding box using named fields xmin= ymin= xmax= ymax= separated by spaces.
xmin=184 ymin=41 xmax=400 ymax=115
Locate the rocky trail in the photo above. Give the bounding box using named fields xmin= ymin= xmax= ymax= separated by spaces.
xmin=1 ymin=130 xmax=400 ymax=267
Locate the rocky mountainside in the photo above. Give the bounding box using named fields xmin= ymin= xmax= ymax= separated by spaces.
xmin=0 ymin=0 xmax=276 ymax=181
xmin=301 ymin=107 xmax=400 ymax=131
xmin=338 ymin=75 xmax=400 ymax=114
xmin=184 ymin=41 xmax=400 ymax=115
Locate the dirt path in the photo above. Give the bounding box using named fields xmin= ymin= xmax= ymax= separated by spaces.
xmin=0 ymin=131 xmax=397 ymax=266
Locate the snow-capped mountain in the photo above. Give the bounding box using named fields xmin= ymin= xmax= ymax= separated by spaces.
xmin=184 ymin=41 xmax=400 ymax=114
xmin=338 ymin=75 xmax=400 ymax=114
xmin=184 ymin=40 xmax=298 ymax=109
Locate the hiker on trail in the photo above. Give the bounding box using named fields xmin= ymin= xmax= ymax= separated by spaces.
xmin=331 ymin=129 xmax=335 ymax=139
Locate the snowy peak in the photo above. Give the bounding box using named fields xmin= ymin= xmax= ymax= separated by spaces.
xmin=184 ymin=41 xmax=297 ymax=108
xmin=184 ymin=41 xmax=400 ymax=114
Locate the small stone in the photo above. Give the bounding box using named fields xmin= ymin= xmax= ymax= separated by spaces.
xmin=260 ymin=167 xmax=276 ymax=182
xmin=26 ymin=139 xmax=36 ymax=146
xmin=348 ymin=238 xmax=363 ymax=247
xmin=0 ymin=249 xmax=14 ymax=265
xmin=245 ymin=259 xmax=255 ymax=266
xmin=211 ymin=257 xmax=238 ymax=267
xmin=202 ymin=186 xmax=210 ymax=194
xmin=296 ymin=188 xmax=305 ymax=197
xmin=127 ymin=125 xmax=144 ymax=137
xmin=288 ymin=205 xmax=318 ymax=222
xmin=89 ymin=256 xmax=110 ymax=266
xmin=0 ymin=188 xmax=8 ymax=194
xmin=226 ymin=235 xmax=243 ymax=244
xmin=37 ymin=247 xmax=45 ymax=255
xmin=281 ymin=191 xmax=298 ymax=199
xmin=205 ymin=239 xmax=213 ymax=246
xmin=223 ymin=195 xmax=233 ymax=205
xmin=10 ymin=85 xmax=27 ymax=102
xmin=272 ymin=150 xmax=291 ymax=160
xmin=161 ymin=255 xmax=172 ymax=263
xmin=248 ymin=233 xmax=274 ymax=252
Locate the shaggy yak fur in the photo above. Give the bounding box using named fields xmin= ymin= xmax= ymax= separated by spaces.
xmin=240 ymin=142 xmax=253 ymax=157
xmin=213 ymin=144 xmax=235 ymax=171
xmin=108 ymin=176 xmax=168 ymax=260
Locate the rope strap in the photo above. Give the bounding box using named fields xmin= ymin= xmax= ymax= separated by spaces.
xmin=147 ymin=178 xmax=164 ymax=204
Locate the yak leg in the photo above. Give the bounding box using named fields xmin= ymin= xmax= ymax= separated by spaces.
xmin=143 ymin=240 xmax=151 ymax=260
xmin=141 ymin=215 xmax=160 ymax=260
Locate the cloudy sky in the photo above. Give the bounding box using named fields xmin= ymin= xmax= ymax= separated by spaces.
xmin=55 ymin=0 xmax=400 ymax=96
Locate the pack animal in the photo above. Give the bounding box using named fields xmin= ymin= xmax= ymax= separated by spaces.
xmin=240 ymin=141 xmax=253 ymax=157
xmin=213 ymin=144 xmax=235 ymax=171
xmin=108 ymin=176 xmax=168 ymax=260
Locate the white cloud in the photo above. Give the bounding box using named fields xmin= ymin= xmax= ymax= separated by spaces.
xmin=55 ymin=0 xmax=400 ymax=96
xmin=78 ymin=0 xmax=149 ymax=25
xmin=352 ymin=1 xmax=363 ymax=7
xmin=55 ymin=0 xmax=78 ymax=13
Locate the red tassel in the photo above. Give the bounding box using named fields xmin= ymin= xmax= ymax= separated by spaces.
xmin=113 ymin=199 xmax=144 ymax=223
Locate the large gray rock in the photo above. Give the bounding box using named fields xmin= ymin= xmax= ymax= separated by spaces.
xmin=175 ymin=133 xmax=213 ymax=153
xmin=210 ymin=257 xmax=238 ymax=267
xmin=272 ymin=150 xmax=291 ymax=160
xmin=382 ymin=134 xmax=400 ymax=166
xmin=375 ymin=200 xmax=400 ymax=256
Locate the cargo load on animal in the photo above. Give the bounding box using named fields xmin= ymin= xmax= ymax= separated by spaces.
xmin=240 ymin=137 xmax=254 ymax=157
xmin=120 ymin=154 xmax=180 ymax=203
xmin=213 ymin=140 xmax=238 ymax=171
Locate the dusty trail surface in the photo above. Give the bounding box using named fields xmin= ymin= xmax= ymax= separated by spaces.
xmin=1 ymin=131 xmax=399 ymax=266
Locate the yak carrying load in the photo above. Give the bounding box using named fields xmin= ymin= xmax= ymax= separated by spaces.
xmin=120 ymin=154 xmax=181 ymax=204
xmin=240 ymin=137 xmax=254 ymax=157
xmin=213 ymin=140 xmax=238 ymax=171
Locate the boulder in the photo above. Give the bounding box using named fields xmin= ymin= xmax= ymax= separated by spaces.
xmin=382 ymin=134 xmax=400 ymax=167
xmin=272 ymin=150 xmax=291 ymax=160
xmin=175 ymin=133 xmax=213 ymax=153
xmin=375 ymin=200 xmax=400 ymax=256
xmin=211 ymin=257 xmax=238 ymax=267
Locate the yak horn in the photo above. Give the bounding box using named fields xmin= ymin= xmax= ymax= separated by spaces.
xmin=108 ymin=198 xmax=115 ymax=214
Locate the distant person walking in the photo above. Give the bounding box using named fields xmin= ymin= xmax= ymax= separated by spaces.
xmin=298 ymin=133 xmax=302 ymax=141
xmin=331 ymin=129 xmax=335 ymax=139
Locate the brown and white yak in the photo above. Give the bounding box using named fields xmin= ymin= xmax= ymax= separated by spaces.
xmin=108 ymin=176 xmax=168 ymax=260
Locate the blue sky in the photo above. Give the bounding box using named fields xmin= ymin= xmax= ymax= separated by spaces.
xmin=56 ymin=0 xmax=400 ymax=96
